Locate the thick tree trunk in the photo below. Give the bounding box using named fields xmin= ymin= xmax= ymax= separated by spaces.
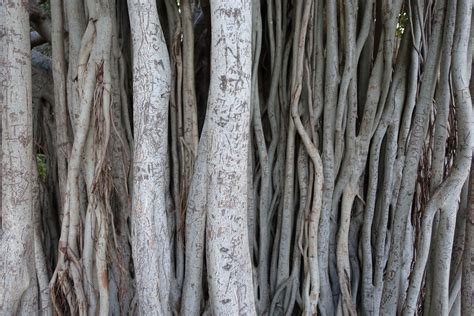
xmin=0 ymin=1 xmax=35 ymax=313
xmin=204 ymin=0 xmax=255 ymax=314
xmin=127 ymin=0 xmax=172 ymax=313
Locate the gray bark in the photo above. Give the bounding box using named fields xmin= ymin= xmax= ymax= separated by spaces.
xmin=127 ymin=0 xmax=172 ymax=313
xmin=0 ymin=1 xmax=35 ymax=313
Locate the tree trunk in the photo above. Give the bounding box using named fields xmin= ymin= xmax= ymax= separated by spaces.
xmin=204 ymin=0 xmax=255 ymax=314
xmin=127 ymin=0 xmax=172 ymax=313
xmin=0 ymin=1 xmax=35 ymax=313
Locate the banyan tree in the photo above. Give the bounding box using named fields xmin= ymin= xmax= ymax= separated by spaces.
xmin=0 ymin=0 xmax=473 ymax=314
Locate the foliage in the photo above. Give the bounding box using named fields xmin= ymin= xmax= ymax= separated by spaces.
xmin=36 ymin=153 xmax=47 ymax=181
xmin=396 ymin=11 xmax=408 ymax=37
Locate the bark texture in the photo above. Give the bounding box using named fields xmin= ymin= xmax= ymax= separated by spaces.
xmin=0 ymin=0 xmax=473 ymax=315
xmin=128 ymin=0 xmax=172 ymax=313
xmin=0 ymin=0 xmax=35 ymax=313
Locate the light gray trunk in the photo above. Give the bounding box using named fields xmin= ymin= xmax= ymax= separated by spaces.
xmin=127 ymin=0 xmax=172 ymax=313
xmin=0 ymin=1 xmax=35 ymax=313
xmin=204 ymin=1 xmax=256 ymax=314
